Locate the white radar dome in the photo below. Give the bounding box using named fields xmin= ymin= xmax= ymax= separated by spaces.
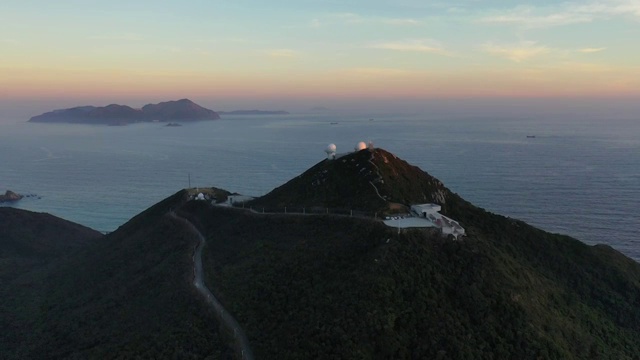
xmin=325 ymin=143 xmax=337 ymax=159
xmin=355 ymin=141 xmax=367 ymax=151
xmin=325 ymin=143 xmax=337 ymax=153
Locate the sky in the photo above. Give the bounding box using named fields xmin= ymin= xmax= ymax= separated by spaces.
xmin=1 ymin=0 xmax=639 ymax=115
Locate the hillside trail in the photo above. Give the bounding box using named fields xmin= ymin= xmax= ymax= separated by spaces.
xmin=169 ymin=212 xmax=255 ymax=360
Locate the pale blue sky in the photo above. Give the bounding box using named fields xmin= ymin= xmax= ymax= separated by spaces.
xmin=1 ymin=0 xmax=639 ymax=113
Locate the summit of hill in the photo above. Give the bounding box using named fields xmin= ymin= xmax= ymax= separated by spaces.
xmin=250 ymin=147 xmax=460 ymax=215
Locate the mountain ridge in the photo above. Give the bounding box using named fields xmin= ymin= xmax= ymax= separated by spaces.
xmin=2 ymin=147 xmax=640 ymax=358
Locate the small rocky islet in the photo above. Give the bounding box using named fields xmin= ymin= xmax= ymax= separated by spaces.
xmin=0 ymin=190 xmax=23 ymax=203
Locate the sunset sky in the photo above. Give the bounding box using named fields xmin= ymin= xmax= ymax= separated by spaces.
xmin=1 ymin=0 xmax=639 ymax=113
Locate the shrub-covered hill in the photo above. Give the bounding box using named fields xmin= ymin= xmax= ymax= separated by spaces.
xmin=249 ymin=147 xmax=457 ymax=214
xmin=2 ymin=146 xmax=640 ymax=359
xmin=178 ymin=148 xmax=640 ymax=359
xmin=0 ymin=192 xmax=232 ymax=359
xmin=0 ymin=207 xmax=102 ymax=259
xmin=181 ymin=198 xmax=640 ymax=359
xmin=1 ymin=208 xmax=102 ymax=358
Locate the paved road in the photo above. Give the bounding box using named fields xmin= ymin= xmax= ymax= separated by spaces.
xmin=170 ymin=212 xmax=255 ymax=360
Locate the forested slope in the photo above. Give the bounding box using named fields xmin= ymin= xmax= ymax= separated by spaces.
xmin=181 ymin=146 xmax=640 ymax=359
xmin=1 ymin=193 xmax=231 ymax=359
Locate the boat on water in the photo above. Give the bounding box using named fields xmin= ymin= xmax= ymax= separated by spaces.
xmin=527 ymin=135 xmax=536 ymax=138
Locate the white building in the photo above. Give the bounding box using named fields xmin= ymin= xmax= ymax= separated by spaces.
xmin=410 ymin=203 xmax=465 ymax=239
xmin=411 ymin=204 xmax=441 ymax=217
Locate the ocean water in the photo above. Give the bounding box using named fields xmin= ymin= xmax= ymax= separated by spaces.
xmin=1 ymin=113 xmax=638 ymax=261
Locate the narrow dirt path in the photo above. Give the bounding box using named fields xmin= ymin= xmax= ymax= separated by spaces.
xmin=169 ymin=212 xmax=255 ymax=360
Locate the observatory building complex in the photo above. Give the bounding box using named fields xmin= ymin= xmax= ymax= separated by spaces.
xmin=324 ymin=142 xmax=465 ymax=239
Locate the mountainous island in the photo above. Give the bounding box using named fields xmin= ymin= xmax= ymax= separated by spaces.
xmin=2 ymin=147 xmax=640 ymax=359
xmin=28 ymin=99 xmax=220 ymax=125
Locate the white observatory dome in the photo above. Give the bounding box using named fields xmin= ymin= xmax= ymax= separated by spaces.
xmin=325 ymin=143 xmax=337 ymax=159
xmin=355 ymin=141 xmax=367 ymax=151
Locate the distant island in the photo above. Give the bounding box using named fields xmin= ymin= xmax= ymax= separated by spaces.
xmin=218 ymin=110 xmax=289 ymax=115
xmin=0 ymin=190 xmax=22 ymax=203
xmin=29 ymin=99 xmax=220 ymax=125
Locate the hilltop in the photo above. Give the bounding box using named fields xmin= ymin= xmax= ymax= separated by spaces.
xmin=28 ymin=99 xmax=220 ymax=125
xmin=2 ymin=147 xmax=640 ymax=359
xmin=250 ymin=147 xmax=459 ymax=215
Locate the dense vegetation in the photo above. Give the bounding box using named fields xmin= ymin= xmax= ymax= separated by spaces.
xmin=183 ymin=199 xmax=640 ymax=359
xmin=250 ymin=148 xmax=451 ymax=214
xmin=1 ymin=208 xmax=103 ymax=357
xmin=3 ymin=147 xmax=640 ymax=359
xmin=1 ymin=194 xmax=232 ymax=359
xmin=183 ymin=148 xmax=640 ymax=359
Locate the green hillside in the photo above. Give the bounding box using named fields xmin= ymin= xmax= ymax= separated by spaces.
xmin=179 ymin=148 xmax=640 ymax=359
xmin=1 ymin=208 xmax=103 ymax=357
xmin=3 ymin=147 xmax=639 ymax=359
xmin=179 ymin=201 xmax=640 ymax=359
xmin=0 ymin=194 xmax=232 ymax=359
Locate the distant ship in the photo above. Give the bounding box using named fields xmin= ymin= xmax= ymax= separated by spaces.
xmin=526 ymin=135 xmax=536 ymax=138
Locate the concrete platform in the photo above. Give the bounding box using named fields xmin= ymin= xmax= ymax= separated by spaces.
xmin=383 ymin=217 xmax=437 ymax=229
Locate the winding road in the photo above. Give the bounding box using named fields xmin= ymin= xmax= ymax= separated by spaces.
xmin=170 ymin=212 xmax=255 ymax=360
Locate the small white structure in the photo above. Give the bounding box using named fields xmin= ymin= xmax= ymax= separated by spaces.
xmin=325 ymin=143 xmax=337 ymax=159
xmin=411 ymin=203 xmax=441 ymax=217
xmin=413 ymin=203 xmax=465 ymax=239
xmin=196 ymin=193 xmax=205 ymax=201
xmin=227 ymin=194 xmax=255 ymax=205
xmin=355 ymin=141 xmax=367 ymax=151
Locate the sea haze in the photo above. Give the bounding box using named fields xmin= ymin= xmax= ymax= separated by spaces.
xmin=0 ymin=113 xmax=638 ymax=261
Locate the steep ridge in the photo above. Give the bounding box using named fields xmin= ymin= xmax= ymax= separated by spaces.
xmin=0 ymin=207 xmax=101 ymax=258
xmin=1 ymin=192 xmax=232 ymax=359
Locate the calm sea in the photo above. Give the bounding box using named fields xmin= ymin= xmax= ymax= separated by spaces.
xmin=1 ymin=113 xmax=638 ymax=261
